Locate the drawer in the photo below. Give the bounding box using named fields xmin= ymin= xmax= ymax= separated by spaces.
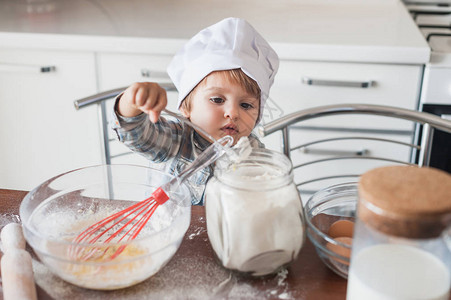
xmin=420 ymin=66 xmax=451 ymax=105
xmin=264 ymin=60 xmax=423 ymax=130
xmin=97 ymin=52 xmax=179 ymax=111
xmin=284 ymin=128 xmax=414 ymax=203
xmin=259 ymin=113 xmax=417 ymax=155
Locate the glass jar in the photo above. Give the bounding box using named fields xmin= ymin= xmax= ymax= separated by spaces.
xmin=347 ymin=166 xmax=451 ymax=300
xmin=205 ymin=148 xmax=305 ymax=276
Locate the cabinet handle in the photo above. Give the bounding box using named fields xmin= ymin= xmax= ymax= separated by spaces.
xmin=302 ymin=77 xmax=374 ymax=88
xmin=425 ymin=33 xmax=451 ymax=42
xmin=140 ymin=69 xmax=170 ymax=79
xmin=0 ymin=63 xmax=56 ymax=73
xmin=299 ymin=146 xmax=369 ymax=156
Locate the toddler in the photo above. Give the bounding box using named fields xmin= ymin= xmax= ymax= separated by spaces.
xmin=111 ymin=17 xmax=279 ymax=205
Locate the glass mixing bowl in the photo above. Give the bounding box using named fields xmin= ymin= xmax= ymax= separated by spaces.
xmin=20 ymin=164 xmax=191 ymax=290
xmin=304 ymin=182 xmax=357 ymax=279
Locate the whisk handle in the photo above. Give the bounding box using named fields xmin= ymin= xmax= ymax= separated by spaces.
xmin=166 ymin=136 xmax=233 ymax=189
xmin=153 ymin=187 xmax=170 ymax=205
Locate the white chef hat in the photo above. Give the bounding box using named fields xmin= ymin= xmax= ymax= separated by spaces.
xmin=167 ymin=17 xmax=279 ymax=124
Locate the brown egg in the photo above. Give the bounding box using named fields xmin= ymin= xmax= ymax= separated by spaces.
xmin=326 ymin=237 xmax=352 ymax=266
xmin=328 ymin=220 xmax=354 ymax=238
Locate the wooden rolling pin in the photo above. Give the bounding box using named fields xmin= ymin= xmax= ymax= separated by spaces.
xmin=1 ymin=223 xmax=37 ymax=300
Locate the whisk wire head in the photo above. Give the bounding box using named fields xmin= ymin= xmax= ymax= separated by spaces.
xmin=70 ymin=196 xmax=160 ymax=261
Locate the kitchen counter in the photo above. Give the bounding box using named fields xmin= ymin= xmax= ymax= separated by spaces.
xmin=0 ymin=188 xmax=348 ymax=299
xmin=0 ymin=0 xmax=429 ymax=64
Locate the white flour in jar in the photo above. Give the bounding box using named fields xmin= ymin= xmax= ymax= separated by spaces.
xmin=205 ymin=159 xmax=304 ymax=276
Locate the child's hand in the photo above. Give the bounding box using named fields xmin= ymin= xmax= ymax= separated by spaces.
xmin=118 ymin=82 xmax=168 ymax=123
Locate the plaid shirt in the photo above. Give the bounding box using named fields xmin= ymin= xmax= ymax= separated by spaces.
xmin=111 ymin=103 xmax=264 ymax=205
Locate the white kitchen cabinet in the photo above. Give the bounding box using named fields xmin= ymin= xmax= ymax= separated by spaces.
xmin=258 ymin=60 xmax=425 ymax=199
xmin=0 ymin=49 xmax=101 ymax=190
xmin=289 ymin=129 xmax=413 ymax=200
xmin=260 ymin=60 xmax=423 ymax=153
xmin=267 ymin=60 xmax=423 ymax=128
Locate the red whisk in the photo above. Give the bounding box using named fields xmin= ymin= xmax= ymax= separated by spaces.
xmin=71 ymin=135 xmax=233 ymax=261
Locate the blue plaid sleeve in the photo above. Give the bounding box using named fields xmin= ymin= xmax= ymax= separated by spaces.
xmin=110 ymin=99 xmax=184 ymax=163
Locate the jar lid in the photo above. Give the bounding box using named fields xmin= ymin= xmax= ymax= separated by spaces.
xmin=215 ymin=148 xmax=293 ymax=191
xmin=358 ymin=166 xmax=451 ymax=239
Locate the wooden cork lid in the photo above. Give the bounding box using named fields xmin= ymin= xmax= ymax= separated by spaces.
xmin=358 ymin=166 xmax=451 ymax=239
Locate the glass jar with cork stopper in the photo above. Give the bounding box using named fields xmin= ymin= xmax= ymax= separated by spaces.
xmin=347 ymin=166 xmax=451 ymax=300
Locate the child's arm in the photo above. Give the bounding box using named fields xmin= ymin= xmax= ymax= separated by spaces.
xmin=111 ymin=82 xmax=183 ymax=163
xmin=117 ymin=82 xmax=167 ymax=123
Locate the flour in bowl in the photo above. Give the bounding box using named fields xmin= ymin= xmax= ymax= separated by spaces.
xmin=27 ymin=196 xmax=190 ymax=290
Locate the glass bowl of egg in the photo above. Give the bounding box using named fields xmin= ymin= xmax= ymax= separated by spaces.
xmin=304 ymin=182 xmax=357 ymax=279
xmin=20 ymin=164 xmax=191 ymax=290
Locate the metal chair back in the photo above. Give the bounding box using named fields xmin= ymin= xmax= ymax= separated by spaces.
xmin=258 ymin=103 xmax=451 ymax=200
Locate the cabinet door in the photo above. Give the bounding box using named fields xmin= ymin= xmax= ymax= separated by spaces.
xmin=0 ymin=49 xmax=100 ymax=190
xmin=97 ymin=53 xmax=178 ymax=166
xmin=288 ymin=128 xmax=414 ymax=203
xmin=260 ymin=61 xmax=423 ymax=152
xmin=265 ymin=61 xmax=423 ymax=127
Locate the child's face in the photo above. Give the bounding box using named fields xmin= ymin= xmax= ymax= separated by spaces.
xmin=182 ymin=72 xmax=260 ymax=144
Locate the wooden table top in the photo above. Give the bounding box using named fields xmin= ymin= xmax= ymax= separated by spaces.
xmin=0 ymin=188 xmax=347 ymax=299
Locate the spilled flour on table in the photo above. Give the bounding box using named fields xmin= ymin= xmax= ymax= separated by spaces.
xmin=33 ymin=257 xmax=293 ymax=299
xmin=33 ymin=254 xmax=265 ymax=299
xmin=31 ymin=213 xmax=295 ymax=299
xmin=187 ymin=216 xmax=207 ymax=241
xmin=0 ymin=213 xmax=20 ymax=227
xmin=270 ymin=268 xmax=293 ymax=299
